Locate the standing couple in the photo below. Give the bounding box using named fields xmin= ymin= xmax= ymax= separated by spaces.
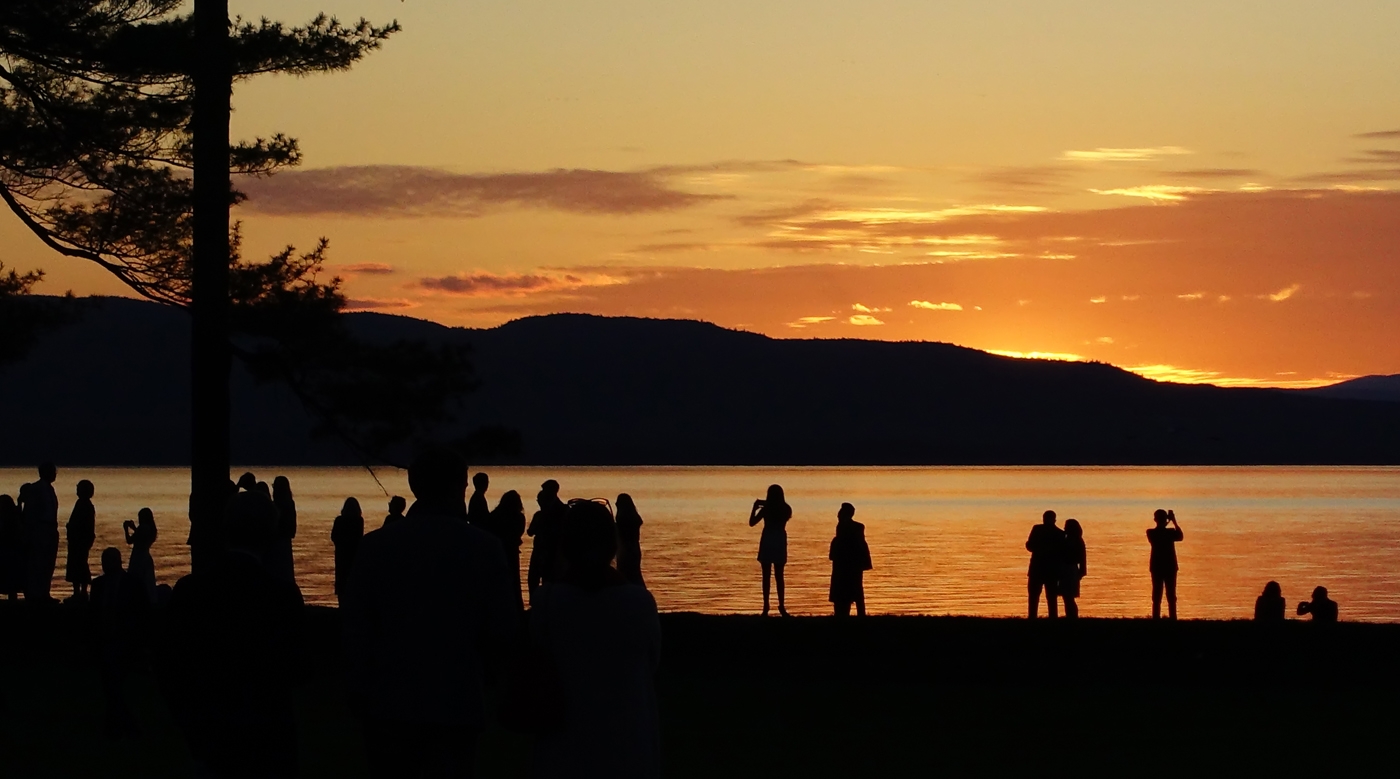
xmin=1025 ymin=510 xmax=1088 ymax=619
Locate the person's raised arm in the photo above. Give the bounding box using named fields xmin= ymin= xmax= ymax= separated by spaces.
xmin=748 ymin=501 xmax=764 ymax=527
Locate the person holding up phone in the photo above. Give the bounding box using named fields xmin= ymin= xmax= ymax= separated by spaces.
xmin=1146 ymin=509 xmax=1184 ymax=619
xmin=749 ymin=485 xmax=792 ymax=617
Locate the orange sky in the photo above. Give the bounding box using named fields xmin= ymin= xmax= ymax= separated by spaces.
xmin=4 ymin=1 xmax=1399 ymax=386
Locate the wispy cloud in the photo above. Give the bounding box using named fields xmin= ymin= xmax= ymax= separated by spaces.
xmin=417 ymin=271 xmax=626 ymax=297
xmin=339 ymin=262 xmax=396 ymax=275
xmin=1163 ymin=168 xmax=1261 ymax=179
xmin=1356 ymin=129 xmax=1400 ymax=139
xmin=848 ymin=314 xmax=884 ymax=326
xmin=241 ymin=165 xmax=725 ymax=217
xmin=344 ymin=297 xmax=416 ymax=310
xmin=1263 ymin=283 xmax=1301 ymax=302
xmin=1090 ymin=185 xmax=1204 ymax=202
xmin=1127 ymin=364 xmax=1335 ymax=388
xmin=1061 ymin=146 xmax=1191 ymax=162
xmin=969 ymin=165 xmax=1078 ymax=191
xmin=852 ymin=303 xmax=891 ymax=313
xmin=786 ymin=315 xmax=835 ymax=329
xmin=1177 ymin=292 xmax=1205 ymax=300
xmin=909 ymin=300 xmax=962 ymax=311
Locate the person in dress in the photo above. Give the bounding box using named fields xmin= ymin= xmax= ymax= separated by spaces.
xmin=1147 ymin=509 xmax=1184 ymax=619
xmin=1255 ymin=581 xmax=1286 ymax=621
xmin=269 ymin=476 xmax=298 ymax=585
xmin=123 ymin=508 xmax=160 ymax=605
xmin=528 ymin=498 xmax=661 ymax=779
xmin=828 ymin=503 xmax=872 ymax=617
xmin=330 ymin=498 xmax=364 ymax=603
xmin=490 ymin=489 xmax=528 ymax=611
xmin=1297 ymin=586 xmax=1338 ymax=622
xmin=1059 ymin=518 xmax=1087 ymax=619
xmin=65 ymin=479 xmax=97 ymax=602
xmin=748 ymin=484 xmax=792 ymax=617
xmin=615 ymin=493 xmax=645 ymax=588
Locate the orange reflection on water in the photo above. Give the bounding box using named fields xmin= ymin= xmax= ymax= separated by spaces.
xmin=6 ymin=466 xmax=1399 ymax=622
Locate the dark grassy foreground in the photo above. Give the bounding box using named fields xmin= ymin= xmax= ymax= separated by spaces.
xmin=2 ymin=603 xmax=1396 ymax=777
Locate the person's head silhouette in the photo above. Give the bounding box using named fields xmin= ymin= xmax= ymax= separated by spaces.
xmin=100 ymin=547 xmax=123 ymax=577
xmin=766 ymin=484 xmax=785 ymax=505
xmin=388 ymin=495 xmax=406 ymax=515
xmin=472 ymin=472 xmax=489 ymax=491
xmin=223 ymin=491 xmax=278 ymax=557
xmin=838 ymin=502 xmax=855 ymax=522
xmin=1153 ymin=509 xmax=1169 ymax=528
xmin=77 ymin=479 xmax=95 ymax=500
xmin=617 ymin=493 xmax=637 ymax=515
xmin=499 ymin=489 xmax=523 ymax=513
xmin=541 ymin=479 xmax=561 ymax=499
xmin=38 ymin=461 xmax=56 ymax=483
xmin=272 ymin=476 xmax=292 ymax=502
xmin=408 ymin=447 xmax=469 ymax=516
xmin=562 ymin=499 xmax=618 ymax=587
xmin=1064 ymin=518 xmax=1082 ymax=539
xmin=1042 ymin=510 xmax=1057 ymax=526
xmin=342 ymin=497 xmax=362 ymax=519
xmin=1263 ymin=581 xmax=1282 ymax=599
xmin=237 ymin=472 xmax=257 ymax=492
xmin=1312 ymin=585 xmax=1329 ymax=601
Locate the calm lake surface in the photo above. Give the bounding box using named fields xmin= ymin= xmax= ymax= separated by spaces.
xmin=5 ymin=466 xmax=1400 ymax=622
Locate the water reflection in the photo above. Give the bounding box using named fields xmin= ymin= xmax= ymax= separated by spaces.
xmin=4 ymin=466 xmax=1399 ymax=621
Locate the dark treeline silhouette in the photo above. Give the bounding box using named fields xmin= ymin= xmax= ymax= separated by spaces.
xmin=8 ymin=300 xmax=1400 ymax=466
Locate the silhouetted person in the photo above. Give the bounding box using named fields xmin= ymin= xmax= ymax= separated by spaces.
xmin=90 ymin=547 xmax=146 ymax=738
xmin=270 ymin=475 xmax=298 ymax=585
xmin=529 ymin=499 xmax=661 ymax=779
xmin=489 ymin=489 xmax=527 ymax=611
xmin=1255 ymin=581 xmax=1286 ymax=622
xmin=1026 ymin=510 xmax=1064 ymax=619
xmin=1060 ymin=518 xmax=1087 ymax=619
xmin=162 ymin=491 xmax=306 ymax=778
xmin=383 ymin=495 xmax=407 ymax=528
xmin=1147 ymin=509 xmax=1184 ymax=619
xmin=1297 ymin=586 xmax=1338 ymax=622
xmin=236 ymin=472 xmax=258 ymax=493
xmin=65 ymin=479 xmax=96 ymax=602
xmin=20 ymin=462 xmax=59 ymax=603
xmin=330 ymin=497 xmax=364 ymax=603
xmin=124 ymin=508 xmax=159 ymax=605
xmin=828 ymin=503 xmax=872 ymax=617
xmin=528 ymin=479 xmax=569 ymax=601
xmin=616 ymin=493 xmax=645 ymax=588
xmin=749 ymin=484 xmax=792 ymax=617
xmin=255 ymin=481 xmax=272 ymax=500
xmin=467 ymin=471 xmax=491 ymax=527
xmin=343 ymin=447 xmax=517 ymax=779
xmin=0 ymin=495 xmax=22 ymax=599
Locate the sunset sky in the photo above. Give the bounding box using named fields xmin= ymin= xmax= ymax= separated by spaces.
xmin=5 ymin=0 xmax=1400 ymax=386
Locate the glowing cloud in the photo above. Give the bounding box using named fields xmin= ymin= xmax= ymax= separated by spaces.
xmin=987 ymin=349 xmax=1084 ymax=362
xmin=909 ymin=300 xmax=963 ymax=311
xmin=1264 ymin=283 xmax=1302 ymax=302
xmin=852 ymin=303 xmax=892 ymax=313
xmin=1062 ymin=146 xmax=1192 ymax=162
xmin=1177 ymin=292 xmax=1205 ymax=300
xmin=1090 ymin=185 xmax=1204 ymax=202
xmin=849 ymin=314 xmax=885 ymax=326
xmin=1089 ymin=296 xmax=1107 ymax=304
xmin=786 ymin=316 xmax=835 ymax=328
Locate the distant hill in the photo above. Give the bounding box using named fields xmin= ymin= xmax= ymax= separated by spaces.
xmin=3 ymin=296 xmax=1400 ymax=465
xmin=1302 ymin=375 xmax=1400 ymax=403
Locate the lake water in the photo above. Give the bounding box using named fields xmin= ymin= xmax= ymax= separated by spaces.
xmin=4 ymin=466 xmax=1400 ymax=622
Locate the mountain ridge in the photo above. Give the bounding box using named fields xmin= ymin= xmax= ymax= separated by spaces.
xmin=2 ymin=296 xmax=1399 ymax=466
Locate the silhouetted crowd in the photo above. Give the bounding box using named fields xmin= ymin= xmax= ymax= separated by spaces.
xmin=0 ymin=462 xmax=1347 ymax=777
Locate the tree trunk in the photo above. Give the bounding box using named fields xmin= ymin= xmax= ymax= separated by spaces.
xmin=189 ymin=0 xmax=232 ymax=568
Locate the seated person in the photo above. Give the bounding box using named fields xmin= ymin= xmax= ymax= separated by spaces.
xmin=1254 ymin=581 xmax=1285 ymax=622
xmin=1296 ymin=586 xmax=1338 ymax=622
